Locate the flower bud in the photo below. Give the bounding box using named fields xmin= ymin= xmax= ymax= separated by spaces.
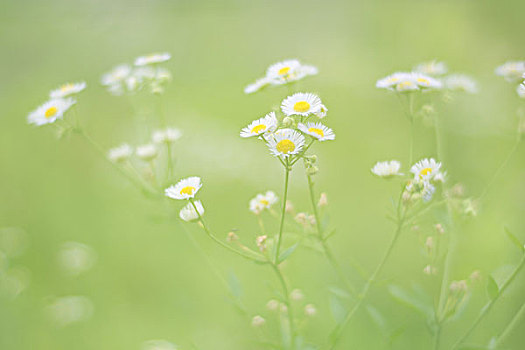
xmin=290 ymin=289 xmax=304 ymax=301
xmin=282 ymin=116 xmax=295 ymax=127
xmin=435 ymin=223 xmax=445 ymax=235
xmin=266 ymin=299 xmax=279 ymax=311
xmin=304 ymin=304 xmax=317 ymax=316
xmin=318 ymin=193 xmax=328 ymax=207
xmin=256 ymin=235 xmax=267 ymax=252
xmin=285 ymin=200 xmax=295 ymax=214
xmin=251 ymin=315 xmax=266 ymax=327
xmin=226 ymin=232 xmax=238 ymax=242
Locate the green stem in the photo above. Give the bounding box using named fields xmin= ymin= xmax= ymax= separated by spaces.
xmin=451 ymin=254 xmax=525 ymax=349
xmin=326 ymin=215 xmax=406 ymax=350
xmin=494 ymin=298 xmax=525 ymax=348
xmin=275 ymin=158 xmax=291 ymax=263
xmin=306 ymin=174 xmax=356 ymax=296
xmin=271 ymin=263 xmax=296 ymax=350
xmin=189 ymin=200 xmax=267 ymax=263
xmin=433 ymin=324 xmax=441 ymax=350
xmin=166 ymin=143 xmax=174 ymax=182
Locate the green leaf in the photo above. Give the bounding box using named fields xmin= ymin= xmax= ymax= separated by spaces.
xmin=504 ymin=226 xmax=524 ymax=252
xmin=278 ymin=243 xmax=299 ymax=263
xmin=328 ymin=286 xmax=352 ymax=299
xmin=486 ymin=275 xmax=499 ymax=300
xmin=366 ymin=305 xmax=388 ymax=335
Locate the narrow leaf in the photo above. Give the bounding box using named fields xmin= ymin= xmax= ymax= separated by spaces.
xmin=278 ymin=243 xmax=299 ymax=263
xmin=504 ymin=226 xmax=524 ymax=252
xmin=486 ymin=275 xmax=499 ymax=300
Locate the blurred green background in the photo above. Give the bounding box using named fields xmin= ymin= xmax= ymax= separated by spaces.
xmin=1 ymin=0 xmax=524 ymax=349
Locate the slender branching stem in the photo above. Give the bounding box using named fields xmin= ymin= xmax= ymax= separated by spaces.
xmin=494 ymin=298 xmax=525 ymax=348
xmin=275 ymin=158 xmax=291 ymax=263
xmin=325 ymin=211 xmax=406 ymax=350
xmin=271 ymin=262 xmax=296 ymax=350
xmin=451 ymin=254 xmax=525 ymax=349
xmin=189 ymin=199 xmax=267 ymax=263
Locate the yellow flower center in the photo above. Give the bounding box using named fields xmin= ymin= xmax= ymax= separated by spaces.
xmin=251 ymin=124 xmax=267 ymax=134
xmin=180 ymin=186 xmax=196 ymax=196
xmin=398 ymin=81 xmax=414 ymax=89
xmin=61 ymin=84 xmax=74 ymax=92
xmin=45 ymin=106 xmax=58 ymax=118
xmin=276 ymin=139 xmax=296 ymax=154
xmin=278 ymin=66 xmax=291 ymax=75
xmin=420 ymin=167 xmax=432 ymax=177
xmin=308 ymin=127 xmax=324 ymax=138
xmin=417 ymin=78 xmax=429 ymax=85
xmin=260 ymin=199 xmax=269 ymax=206
xmin=293 ymin=101 xmax=310 ymax=113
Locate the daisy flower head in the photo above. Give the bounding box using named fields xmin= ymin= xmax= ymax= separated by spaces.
xmin=152 ymin=127 xmax=182 ymax=144
xmin=27 ymin=98 xmax=76 ymax=126
xmin=298 ymin=122 xmax=335 ymax=141
xmin=101 ymin=64 xmax=132 ymax=86
xmin=413 ymin=61 xmax=448 ymax=76
xmin=371 ymin=160 xmax=403 ymax=178
xmin=405 ymin=179 xmax=436 ymax=202
xmin=412 ymin=73 xmax=443 ymax=90
xmin=244 ymin=77 xmax=272 ymax=94
xmin=281 ymin=93 xmax=322 ymax=117
xmin=165 ymin=176 xmax=202 ymax=200
xmin=136 ymin=144 xmax=158 ymax=161
xmin=249 ymin=191 xmax=278 ymax=214
xmin=134 ymin=52 xmax=171 ymax=66
xmin=444 ymin=74 xmax=478 ymax=94
xmin=495 ymin=61 xmax=525 ymax=82
xmin=517 ymin=82 xmax=525 ymax=99
xmin=266 ymin=128 xmax=305 ymax=158
xmin=314 ymin=104 xmax=328 ymax=119
xmin=240 ymin=112 xmax=278 ymax=138
xmin=108 ymin=144 xmax=133 ymax=163
xmin=410 ymin=158 xmax=442 ymax=181
xmin=179 ymin=200 xmax=205 ymax=222
xmin=376 ymin=72 xmax=412 ymax=90
xmin=50 ymin=82 xmax=86 ymax=99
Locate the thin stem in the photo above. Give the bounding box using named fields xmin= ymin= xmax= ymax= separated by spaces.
xmin=433 ymin=324 xmax=441 ymax=350
xmin=275 ymin=158 xmax=291 ymax=263
xmin=166 ymin=143 xmax=174 ymax=182
xmin=189 ymin=200 xmax=267 ymax=263
xmin=451 ymin=254 xmax=525 ymax=349
xmin=271 ymin=263 xmax=296 ymax=350
xmin=478 ymin=138 xmax=521 ymax=200
xmin=306 ymin=174 xmax=356 ymax=296
xmin=494 ymin=299 xmax=525 ymax=348
xmin=409 ymin=118 xmax=415 ymax=165
xmin=326 ymin=214 xmax=406 ymax=350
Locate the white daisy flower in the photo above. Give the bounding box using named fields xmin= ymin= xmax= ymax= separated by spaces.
xmin=136 ymin=144 xmax=158 ymax=161
xmin=50 ymin=82 xmax=87 ymax=99
xmin=27 ymin=98 xmax=76 ymax=126
xmin=412 ymin=73 xmax=443 ymax=90
xmin=108 ymin=144 xmax=133 ymax=163
xmin=249 ymin=191 xmax=278 ymax=214
xmin=298 ymin=122 xmax=335 ymax=141
xmin=240 ymin=112 xmax=278 ymax=138
xmin=152 ymin=128 xmax=182 ymax=144
xmin=410 ymin=158 xmax=442 ymax=181
xmin=179 ymin=200 xmax=205 ymax=222
xmin=244 ymin=77 xmax=272 ymax=94
xmin=134 ymin=52 xmax=171 ymax=66
xmin=266 ymin=128 xmax=305 ymax=158
xmin=495 ymin=61 xmax=525 ymax=82
xmin=371 ymin=160 xmax=403 ymax=178
xmin=376 ymin=72 xmax=412 ymax=90
xmin=101 ymin=64 xmax=132 ymax=86
xmin=165 ymin=177 xmax=202 ymax=200
xmin=443 ymin=74 xmax=478 ymax=94
xmin=281 ymin=93 xmax=322 ymax=117
xmin=517 ymin=83 xmax=525 ymax=99
xmin=404 ymin=179 xmax=436 ymax=202
xmin=266 ymin=59 xmax=302 ymax=80
xmin=314 ymin=104 xmax=328 ymax=119
xmin=413 ymin=61 xmax=448 ymax=76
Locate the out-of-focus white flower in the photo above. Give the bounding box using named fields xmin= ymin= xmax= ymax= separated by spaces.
xmin=290 ymin=289 xmax=304 ymax=301
xmin=46 ymin=295 xmax=93 ymax=327
xmin=27 ymin=98 xmax=76 ymax=126
xmin=251 ymin=315 xmax=266 ymax=327
xmin=50 ymin=82 xmax=87 ymax=98
xmin=315 ymin=104 xmax=328 ymax=119
xmin=57 ymin=242 xmax=97 ymax=276
xmin=134 ymin=52 xmax=171 ymax=66
xmin=266 ymin=128 xmax=305 ymax=158
xmin=240 ymin=112 xmax=278 ymax=138
xmin=495 ymin=61 xmax=525 ymax=82
xmin=281 ymin=93 xmax=323 ymax=117
xmin=371 ymin=160 xmax=403 ymax=178
xmin=249 ymin=191 xmax=278 ymax=214
xmin=108 ymin=144 xmax=133 ymax=163
xmin=142 ymin=340 xmax=177 ymax=350
xmin=304 ymin=304 xmax=317 ymax=316
xmin=410 ymin=158 xmax=442 ymax=181
xmin=412 ymin=73 xmax=443 ymax=89
xmin=517 ymin=82 xmax=525 ymax=98
xmin=376 ymin=72 xmax=441 ymax=92
xmin=414 ymin=61 xmax=448 ymax=76
xmin=152 ymin=128 xmax=182 ymax=144
xmin=179 ymin=200 xmax=205 ymax=222
xmin=443 ymin=74 xmax=478 ymax=94
xmin=165 ymin=177 xmax=202 ymax=200
xmin=244 ymin=59 xmax=318 ymax=93
xmin=0 ymin=266 xmax=31 ymax=298
xmin=136 ymin=144 xmax=158 ymax=161
xmin=266 ymin=299 xmax=279 ymax=311
xmin=101 ymin=64 xmax=132 ymax=86
xmin=297 ymin=122 xmax=335 ymax=141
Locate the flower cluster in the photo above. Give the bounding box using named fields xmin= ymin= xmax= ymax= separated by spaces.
xmin=244 ymin=59 xmax=318 ymax=94
xmin=101 ymin=52 xmax=172 ymax=95
xmin=249 ymin=191 xmax=278 ymax=215
xmin=27 ymin=82 xmax=85 ymax=126
xmin=495 ymin=61 xmax=525 ymax=99
xmin=164 ymin=177 xmax=205 ymax=222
